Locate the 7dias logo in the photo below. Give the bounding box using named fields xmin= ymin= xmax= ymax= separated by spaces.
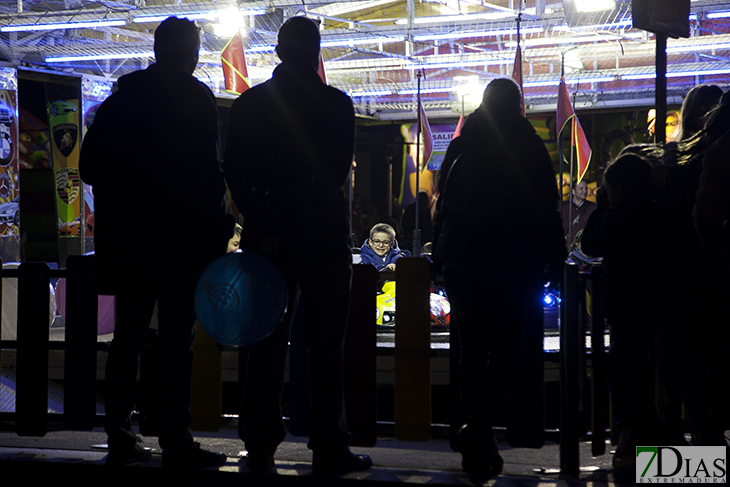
xmin=636 ymin=446 xmax=726 ymax=483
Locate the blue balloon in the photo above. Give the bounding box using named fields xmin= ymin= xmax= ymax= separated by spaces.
xmin=195 ymin=251 xmax=288 ymax=347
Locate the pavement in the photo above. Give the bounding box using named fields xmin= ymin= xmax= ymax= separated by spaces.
xmin=0 ymin=424 xmax=638 ymax=486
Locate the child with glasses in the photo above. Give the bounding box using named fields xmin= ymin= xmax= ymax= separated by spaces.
xmin=359 ymin=223 xmax=411 ymax=271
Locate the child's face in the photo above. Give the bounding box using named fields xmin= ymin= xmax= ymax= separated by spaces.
xmin=227 ymin=233 xmax=241 ymax=253
xmin=370 ymin=232 xmax=393 ymax=257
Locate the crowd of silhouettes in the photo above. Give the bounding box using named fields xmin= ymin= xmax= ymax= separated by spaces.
xmin=581 ymin=84 xmax=730 ymax=471
xmin=78 ymin=12 xmax=730 ymax=477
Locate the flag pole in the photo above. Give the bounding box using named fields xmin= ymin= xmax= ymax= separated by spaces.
xmin=515 ymin=12 xmax=524 ymax=116
xmin=559 ymin=53 xmax=566 ymax=242
xmin=568 ymin=90 xmax=576 ymax=244
xmin=413 ymin=69 xmax=422 ymax=256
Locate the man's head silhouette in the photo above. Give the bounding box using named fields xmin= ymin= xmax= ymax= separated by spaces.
xmin=276 ymin=16 xmax=321 ymax=70
xmin=481 ymin=78 xmax=522 ymax=117
xmin=154 ymin=16 xmax=201 ymax=74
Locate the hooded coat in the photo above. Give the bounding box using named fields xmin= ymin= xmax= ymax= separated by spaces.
xmin=359 ymin=239 xmax=411 ymax=271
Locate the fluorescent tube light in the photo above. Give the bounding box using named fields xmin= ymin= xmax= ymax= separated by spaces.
xmin=46 ymin=49 xmax=214 ymax=63
xmin=349 ymin=90 xmax=394 ymax=97
xmin=413 ymin=26 xmax=544 ymax=42
xmin=399 ymin=88 xmax=454 ymax=95
xmin=395 ymin=12 xmax=514 ymax=25
xmin=621 ymin=68 xmax=730 ymax=80
xmin=321 ymin=37 xmax=404 ymax=47
xmin=668 ymin=68 xmax=730 ymax=77
xmin=552 ymin=20 xmax=633 ymax=31
xmin=1 ymin=18 xmax=126 ymax=32
xmin=621 ymin=73 xmax=656 ymax=80
xmin=667 ymin=43 xmax=730 ymax=53
xmin=706 ymin=11 xmax=730 ymax=19
xmin=506 ymin=33 xmax=624 ymax=48
xmin=132 ymin=9 xmax=265 ymax=23
xmin=418 ymin=59 xmax=513 ymax=69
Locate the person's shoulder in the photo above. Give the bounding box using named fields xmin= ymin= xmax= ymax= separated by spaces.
xmin=322 ymin=84 xmax=354 ymax=110
xmin=230 ymin=81 xmax=270 ymax=108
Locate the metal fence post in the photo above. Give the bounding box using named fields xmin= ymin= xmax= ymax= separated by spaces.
xmin=64 ymin=254 xmax=99 ymax=430
xmin=16 ymin=262 xmax=51 ymax=436
xmin=394 ymin=257 xmax=431 ymax=441
xmin=560 ymin=263 xmax=580 ymax=474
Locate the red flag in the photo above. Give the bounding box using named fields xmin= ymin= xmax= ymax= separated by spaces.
xmin=511 ymin=45 xmax=525 ymax=116
xmin=221 ymin=32 xmax=250 ymax=95
xmin=318 ymin=53 xmax=327 ymax=84
xmin=418 ymin=100 xmax=433 ymax=169
xmin=556 ymin=78 xmax=591 ymax=183
xmin=453 ymin=114 xmax=465 ymax=138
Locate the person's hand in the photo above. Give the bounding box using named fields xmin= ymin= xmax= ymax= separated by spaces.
xmin=384 ymin=263 xmax=396 ymax=271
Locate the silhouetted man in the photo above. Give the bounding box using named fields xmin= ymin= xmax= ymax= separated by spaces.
xmin=224 ymin=16 xmax=372 ymax=475
xmin=434 ymin=78 xmax=565 ymax=478
xmin=79 ymin=17 xmax=232 ymax=468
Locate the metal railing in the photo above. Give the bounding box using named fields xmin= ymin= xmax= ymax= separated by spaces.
xmin=0 ymin=255 xmax=610 ymax=477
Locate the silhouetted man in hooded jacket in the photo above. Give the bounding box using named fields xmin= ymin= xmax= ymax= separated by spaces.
xmin=435 ymin=78 xmax=565 ymax=478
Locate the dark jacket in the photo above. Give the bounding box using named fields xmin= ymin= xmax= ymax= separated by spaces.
xmin=581 ymin=199 xmax=678 ymax=322
xmin=694 ymin=130 xmax=730 ymax=286
xmin=224 ymin=63 xmax=355 ymax=263
xmin=79 ymin=63 xmax=232 ymax=294
xmin=359 ymin=239 xmax=411 ymax=271
xmin=434 ymin=105 xmax=565 ymax=287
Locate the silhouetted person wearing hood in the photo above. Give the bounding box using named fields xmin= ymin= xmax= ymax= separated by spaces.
xmin=80 ymin=16 xmax=232 ymax=468
xmin=224 ymin=16 xmax=372 ymax=475
xmin=434 ymin=78 xmax=565 ymax=478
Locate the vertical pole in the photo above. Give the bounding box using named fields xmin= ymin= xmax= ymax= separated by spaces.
xmin=64 ymin=254 xmax=98 ymax=430
xmin=394 ymin=257 xmax=431 ymax=441
xmin=560 ymin=263 xmax=580 ymax=474
xmin=344 ymin=265 xmax=378 ymax=447
xmin=589 ymin=266 xmax=608 ymax=457
xmin=16 ymin=262 xmax=51 ymax=436
xmin=567 ymin=92 xmax=576 ymax=244
xmin=413 ymin=71 xmax=422 ymax=257
xmin=655 ymin=34 xmax=667 ymax=145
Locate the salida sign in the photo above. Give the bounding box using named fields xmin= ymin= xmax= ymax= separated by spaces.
xmin=637 ymin=446 xmax=726 ymax=483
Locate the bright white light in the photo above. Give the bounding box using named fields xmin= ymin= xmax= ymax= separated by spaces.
xmin=213 ymin=6 xmax=244 ymax=37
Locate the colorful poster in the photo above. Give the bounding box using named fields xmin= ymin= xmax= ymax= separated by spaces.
xmin=77 ymin=77 xmax=113 ymax=238
xmin=400 ymin=122 xmax=456 ymax=205
xmin=0 ymin=89 xmax=20 ymax=237
xmin=48 ymin=99 xmax=81 ymax=229
xmin=426 ymin=128 xmax=458 ymax=172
